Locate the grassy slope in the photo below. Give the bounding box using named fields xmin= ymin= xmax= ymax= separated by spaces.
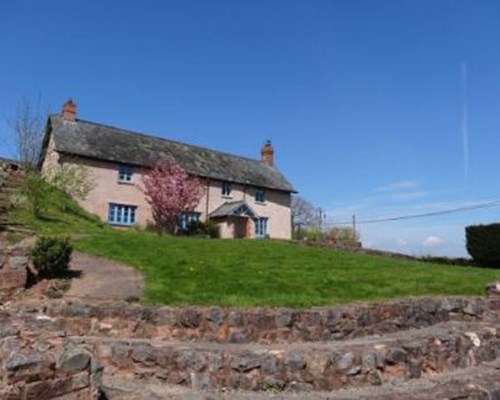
xmin=75 ymin=230 xmax=500 ymax=307
xmin=7 ymin=184 xmax=500 ymax=307
xmin=7 ymin=188 xmax=107 ymax=235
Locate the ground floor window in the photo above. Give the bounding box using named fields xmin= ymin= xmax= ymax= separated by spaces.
xmin=108 ymin=203 xmax=137 ymax=226
xmin=178 ymin=212 xmax=201 ymax=233
xmin=255 ymin=217 xmax=268 ymax=238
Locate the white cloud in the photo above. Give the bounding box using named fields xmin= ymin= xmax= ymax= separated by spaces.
xmin=375 ymin=180 xmax=419 ymax=193
xmin=326 ymin=181 xmax=498 ymax=257
xmin=422 ymin=236 xmax=446 ymax=248
xmin=396 ymin=239 xmax=408 ymax=247
xmin=390 ymin=191 xmax=428 ymax=201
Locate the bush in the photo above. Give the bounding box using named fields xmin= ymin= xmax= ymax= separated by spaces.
xmin=419 ymin=255 xmax=472 ymax=267
xmin=299 ymin=227 xmax=326 ymax=242
xmin=186 ymin=219 xmax=220 ymax=238
xmin=205 ymin=220 xmax=221 ymax=238
xmin=185 ymin=220 xmax=206 ymax=236
xmin=465 ymin=223 xmax=500 ymax=268
xmin=327 ymin=227 xmax=359 ymax=241
xmin=31 ymin=235 xmax=73 ymax=279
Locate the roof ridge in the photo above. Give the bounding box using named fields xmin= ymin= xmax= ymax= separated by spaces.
xmin=50 ymin=114 xmax=275 ymax=168
xmin=48 ymin=115 xmax=295 ymax=193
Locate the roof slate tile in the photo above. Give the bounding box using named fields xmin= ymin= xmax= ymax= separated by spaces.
xmin=47 ymin=115 xmax=295 ymax=192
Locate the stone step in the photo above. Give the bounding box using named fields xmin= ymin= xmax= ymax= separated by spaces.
xmin=76 ymin=320 xmax=500 ymax=392
xmin=32 ymin=296 xmax=499 ymax=344
xmin=101 ymin=358 xmax=500 ymax=399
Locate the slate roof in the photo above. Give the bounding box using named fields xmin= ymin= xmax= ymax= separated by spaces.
xmin=210 ymin=200 xmax=259 ymax=219
xmin=43 ymin=115 xmax=295 ymax=193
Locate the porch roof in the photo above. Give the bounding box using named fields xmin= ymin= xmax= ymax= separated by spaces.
xmin=209 ymin=200 xmax=259 ymax=219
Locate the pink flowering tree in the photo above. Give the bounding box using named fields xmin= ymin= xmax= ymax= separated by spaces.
xmin=142 ymin=155 xmax=204 ymax=234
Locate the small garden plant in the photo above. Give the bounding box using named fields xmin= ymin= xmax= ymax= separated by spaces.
xmin=31 ymin=235 xmax=73 ymax=279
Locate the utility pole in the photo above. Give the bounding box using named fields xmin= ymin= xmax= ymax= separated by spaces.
xmin=352 ymin=214 xmax=356 ymax=238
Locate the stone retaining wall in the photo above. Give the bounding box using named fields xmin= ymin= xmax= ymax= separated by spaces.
xmin=85 ymin=321 xmax=500 ymax=391
xmin=35 ymin=296 xmax=500 ymax=344
xmin=0 ymin=238 xmax=33 ymax=293
xmin=1 ymin=283 xmax=499 ymax=398
xmin=0 ymin=159 xmax=23 ymax=215
xmin=0 ymin=307 xmax=101 ymax=399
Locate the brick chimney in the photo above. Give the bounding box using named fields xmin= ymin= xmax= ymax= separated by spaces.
xmin=61 ymin=99 xmax=77 ymax=121
xmin=261 ymin=140 xmax=274 ymax=166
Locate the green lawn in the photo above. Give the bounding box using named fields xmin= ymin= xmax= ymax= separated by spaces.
xmin=5 ymin=185 xmax=500 ymax=307
xmin=75 ymin=230 xmax=500 ymax=307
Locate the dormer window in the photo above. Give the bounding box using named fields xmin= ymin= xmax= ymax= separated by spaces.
xmin=255 ymin=189 xmax=266 ymax=204
xmin=118 ymin=164 xmax=133 ymax=183
xmin=222 ymin=181 xmax=232 ymax=197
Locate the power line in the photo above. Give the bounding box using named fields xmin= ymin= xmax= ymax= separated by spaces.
xmin=332 ymin=200 xmax=500 ymax=225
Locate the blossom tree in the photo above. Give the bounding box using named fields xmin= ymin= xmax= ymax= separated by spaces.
xmin=142 ymin=155 xmax=204 ymax=233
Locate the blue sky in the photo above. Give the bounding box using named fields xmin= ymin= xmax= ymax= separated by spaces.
xmin=1 ymin=0 xmax=500 ymax=256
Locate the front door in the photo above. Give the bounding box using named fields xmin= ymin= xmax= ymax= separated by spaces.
xmin=233 ymin=217 xmax=247 ymax=238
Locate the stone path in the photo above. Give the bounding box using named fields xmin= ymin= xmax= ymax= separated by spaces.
xmin=65 ymin=252 xmax=144 ymax=302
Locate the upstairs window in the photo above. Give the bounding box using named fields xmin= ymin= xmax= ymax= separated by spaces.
xmin=108 ymin=203 xmax=137 ymax=226
xmin=255 ymin=189 xmax=266 ymax=203
xmin=222 ymin=181 xmax=232 ymax=197
xmin=118 ymin=164 xmax=133 ymax=183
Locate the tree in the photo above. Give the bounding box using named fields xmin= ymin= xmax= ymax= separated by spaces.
xmin=45 ymin=163 xmax=96 ymax=200
xmin=291 ymin=195 xmax=319 ymax=230
xmin=142 ymin=155 xmax=204 ymax=233
xmin=9 ymin=97 xmax=46 ymax=170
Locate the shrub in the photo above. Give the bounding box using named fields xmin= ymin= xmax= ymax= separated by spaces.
xmin=327 ymin=227 xmax=359 ymax=241
xmin=185 ymin=220 xmax=206 ymax=236
xmin=419 ymin=255 xmax=472 ymax=267
xmin=301 ymin=227 xmax=326 ymax=242
xmin=45 ymin=163 xmax=96 ymax=200
xmin=205 ymin=220 xmax=221 ymax=238
xmin=186 ymin=219 xmax=220 ymax=238
xmin=31 ymin=235 xmax=73 ymax=279
xmin=465 ymin=223 xmax=500 ymax=268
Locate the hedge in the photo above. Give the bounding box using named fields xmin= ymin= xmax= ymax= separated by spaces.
xmin=465 ymin=223 xmax=500 ymax=268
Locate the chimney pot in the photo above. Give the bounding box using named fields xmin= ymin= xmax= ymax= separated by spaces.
xmin=61 ymin=99 xmax=77 ymax=121
xmin=261 ymin=140 xmax=274 ymax=166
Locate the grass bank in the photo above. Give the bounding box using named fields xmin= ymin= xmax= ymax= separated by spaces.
xmin=6 ymin=182 xmax=500 ymax=307
xmin=75 ymin=230 xmax=500 ymax=307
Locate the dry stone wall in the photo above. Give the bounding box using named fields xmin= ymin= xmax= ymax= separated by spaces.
xmin=0 ymin=238 xmax=33 ymax=294
xmin=0 ymin=159 xmax=24 ymax=219
xmin=86 ymin=320 xmax=500 ymax=391
xmin=0 ymin=305 xmax=101 ymax=399
xmin=35 ymin=295 xmax=499 ymax=344
xmin=1 ymin=284 xmax=500 ymax=399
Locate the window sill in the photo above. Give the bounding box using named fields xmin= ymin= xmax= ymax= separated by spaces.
xmin=255 ymin=201 xmax=266 ymax=206
xmin=109 ymin=222 xmax=134 ymax=227
xmin=221 ymin=195 xmax=233 ymax=199
xmin=117 ymin=180 xmax=134 ymax=185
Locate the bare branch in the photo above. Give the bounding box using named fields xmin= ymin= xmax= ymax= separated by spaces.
xmin=7 ymin=97 xmax=46 ymax=170
xmin=291 ymin=195 xmax=319 ymax=229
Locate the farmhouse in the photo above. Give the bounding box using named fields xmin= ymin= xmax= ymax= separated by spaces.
xmin=39 ymin=100 xmax=295 ymax=239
